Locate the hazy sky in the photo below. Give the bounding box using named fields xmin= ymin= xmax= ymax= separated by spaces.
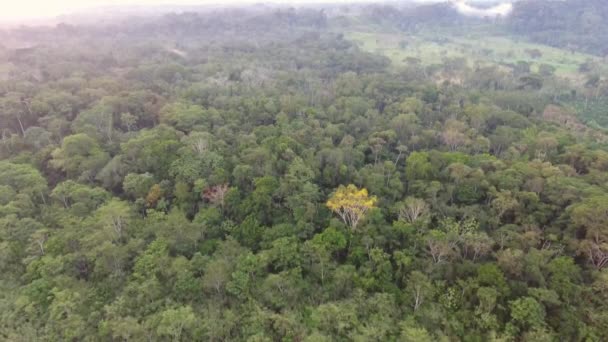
xmin=1 ymin=0 xmax=362 ymax=20
xmin=1 ymin=0 xmax=511 ymax=21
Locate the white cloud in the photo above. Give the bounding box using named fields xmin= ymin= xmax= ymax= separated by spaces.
xmin=451 ymin=1 xmax=514 ymax=18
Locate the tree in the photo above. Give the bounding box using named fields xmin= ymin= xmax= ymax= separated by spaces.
xmin=3 ymin=7 xmax=608 ymax=340
xmin=0 ymin=92 xmax=34 ymax=136
xmin=569 ymin=196 xmax=608 ymax=269
xmin=492 ymin=190 xmax=519 ymax=220
xmin=326 ymin=184 xmax=377 ymax=231
xmin=441 ymin=120 xmax=469 ymax=151
xmin=304 ymin=238 xmax=335 ymax=287
xmin=123 ymin=172 xmax=155 ymax=199
xmin=405 ymin=152 xmax=433 ymax=181
xmin=23 ymin=126 xmax=53 ymax=150
xmin=29 ymin=228 xmax=50 ymax=256
xmin=203 ymin=183 xmax=229 ymax=209
xmin=146 ymin=184 xmax=162 ymax=208
xmin=538 ymin=64 xmax=556 ymax=77
xmin=399 ymin=320 xmax=433 ymax=342
xmin=120 ymin=125 xmax=182 ymax=179
xmin=100 ymin=316 xmax=145 ymax=341
xmin=244 ymin=176 xmax=279 ymax=224
xmin=155 ymin=306 xmax=197 ymax=341
xmin=50 ymin=133 xmax=109 ymax=181
xmin=159 ymin=102 xmax=208 ymax=132
xmin=509 ymin=297 xmax=546 ymax=330
xmin=132 ymin=238 xmax=170 ymax=281
xmin=48 ymin=288 xmax=87 ymax=340
xmin=95 ymin=199 xmax=132 ymax=242
xmin=406 ymin=271 xmax=433 ymax=311
xmin=398 ymin=197 xmax=429 ymax=223
xmin=72 ymin=103 xmax=115 ymax=142
xmin=425 ymin=230 xmax=452 ymax=264
xmin=202 ymin=258 xmax=232 ymax=296
xmin=462 ymin=232 xmax=493 ymax=261
xmin=50 ymin=180 xmax=109 ymax=216
xmin=280 ymin=157 xmax=320 ymax=223
xmin=0 ymin=161 xmax=47 ymax=204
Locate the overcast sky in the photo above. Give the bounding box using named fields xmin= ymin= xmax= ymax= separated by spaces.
xmin=0 ymin=0 xmax=355 ymax=20
xmin=1 ymin=0 xmax=510 ymax=21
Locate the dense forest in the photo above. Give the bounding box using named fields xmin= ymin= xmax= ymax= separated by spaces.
xmin=1 ymin=1 xmax=608 ymax=341
xmin=370 ymin=0 xmax=608 ymax=56
xmin=509 ymin=0 xmax=608 ymax=55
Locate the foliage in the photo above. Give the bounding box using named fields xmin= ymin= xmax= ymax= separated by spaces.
xmin=326 ymin=184 xmax=377 ymax=231
xmin=0 ymin=2 xmax=607 ymax=340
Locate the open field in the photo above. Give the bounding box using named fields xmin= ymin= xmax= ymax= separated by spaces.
xmin=346 ymin=30 xmax=603 ymax=77
xmin=345 ymin=28 xmax=608 ymax=130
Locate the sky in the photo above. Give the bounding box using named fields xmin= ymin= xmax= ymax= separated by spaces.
xmin=0 ymin=0 xmax=513 ymax=21
xmin=0 ymin=0 xmax=350 ymax=20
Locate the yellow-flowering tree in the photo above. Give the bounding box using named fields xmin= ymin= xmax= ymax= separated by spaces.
xmin=326 ymin=184 xmax=377 ymax=231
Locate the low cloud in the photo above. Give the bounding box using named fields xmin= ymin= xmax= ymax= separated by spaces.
xmin=450 ymin=1 xmax=514 ymax=18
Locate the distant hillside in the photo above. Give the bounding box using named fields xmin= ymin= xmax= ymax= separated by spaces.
xmin=508 ymin=0 xmax=608 ymax=56
xmin=365 ymin=0 xmax=608 ymax=56
xmin=362 ymin=2 xmax=483 ymax=31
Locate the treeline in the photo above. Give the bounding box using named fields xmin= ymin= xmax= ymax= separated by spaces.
xmin=360 ymin=0 xmax=608 ymax=56
xmin=362 ymin=2 xmax=483 ymax=31
xmin=509 ymin=0 xmax=608 ymax=56
xmin=0 ymin=6 xmax=608 ymax=341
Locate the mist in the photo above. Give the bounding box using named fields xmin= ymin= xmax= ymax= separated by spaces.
xmin=450 ymin=1 xmax=514 ymax=18
xmin=1 ymin=0 xmax=369 ymax=21
xmin=2 ymin=0 xmax=608 ymax=340
xmin=1 ymin=0 xmax=519 ymax=22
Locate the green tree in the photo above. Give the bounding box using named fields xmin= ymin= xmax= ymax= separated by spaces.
xmin=50 ymin=133 xmax=110 ymax=181
xmin=405 ymin=152 xmax=433 ymax=181
xmin=406 ymin=271 xmax=434 ymax=311
xmin=155 ymin=306 xmax=197 ymax=341
xmin=95 ymin=199 xmax=132 ymax=242
xmin=159 ymin=102 xmax=208 ymax=132
xmin=123 ymin=172 xmax=155 ymax=199
xmin=509 ymin=297 xmax=546 ymax=331
xmin=569 ymin=196 xmax=608 ymax=269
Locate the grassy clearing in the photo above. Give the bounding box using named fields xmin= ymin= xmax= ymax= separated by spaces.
xmin=0 ymin=62 xmax=14 ymax=81
xmin=572 ymin=99 xmax=608 ymax=130
xmin=345 ymin=30 xmax=600 ymax=77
